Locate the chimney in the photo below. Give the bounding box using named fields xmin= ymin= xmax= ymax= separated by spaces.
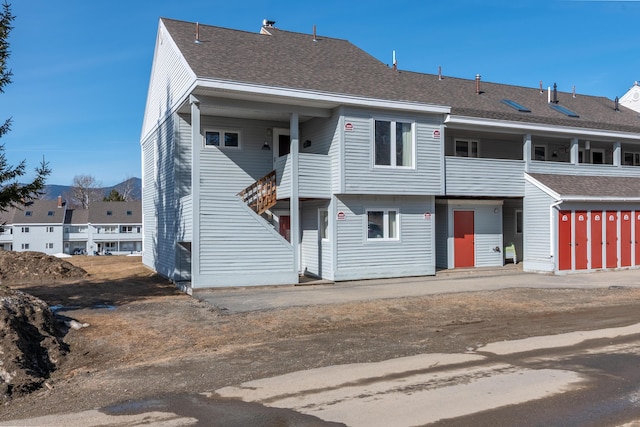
xmin=553 ymin=83 xmax=558 ymax=104
xmin=475 ymin=74 xmax=481 ymax=94
xmin=57 ymin=195 xmax=63 ymax=208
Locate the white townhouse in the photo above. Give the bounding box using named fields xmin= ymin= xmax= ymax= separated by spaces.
xmin=0 ymin=199 xmax=142 ymax=256
xmin=141 ymin=18 xmax=640 ymax=290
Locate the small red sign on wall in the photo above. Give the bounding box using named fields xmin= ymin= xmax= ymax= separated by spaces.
xmin=344 ymin=123 xmax=353 ymax=132
xmin=433 ymin=129 xmax=441 ymax=139
xmin=424 ymin=212 xmax=432 ymax=220
xmin=337 ymin=211 xmax=346 ymax=221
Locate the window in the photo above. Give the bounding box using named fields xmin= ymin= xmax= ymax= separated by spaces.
xmin=46 ymin=243 xmax=54 ymax=249
xmin=515 ymin=210 xmax=523 ymax=234
xmin=107 ymin=211 xmax=113 ymax=216
xmin=24 ymin=211 xmax=32 ymax=216
xmin=319 ymin=210 xmax=329 ymax=240
xmin=624 ymin=152 xmax=640 ymax=166
xmin=21 ymin=243 xmax=29 ymax=250
xmin=21 ymin=227 xmax=29 ymax=233
xmin=47 ymin=211 xmax=54 ymax=216
xmin=591 ymin=149 xmax=605 ymax=164
xmin=367 ymin=209 xmax=399 ymax=240
xmin=455 ymin=140 xmax=478 ymax=157
xmin=550 ymin=104 xmax=579 ymax=118
xmin=374 ymin=119 xmax=414 ymax=167
xmin=121 ymin=226 xmax=134 ymax=233
xmin=534 ymin=145 xmax=546 ymax=161
xmin=46 ymin=226 xmax=54 ymax=233
xmin=205 ymin=130 xmax=240 ymax=148
xmin=126 ymin=211 xmax=132 ymax=216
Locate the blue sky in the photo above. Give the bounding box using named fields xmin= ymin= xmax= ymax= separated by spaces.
xmin=2 ymin=0 xmax=639 ymax=186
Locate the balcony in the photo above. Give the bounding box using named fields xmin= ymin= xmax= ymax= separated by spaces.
xmin=528 ymin=160 xmax=640 ymax=177
xmin=445 ymin=157 xmax=526 ymax=197
xmin=275 ymin=153 xmax=331 ymax=199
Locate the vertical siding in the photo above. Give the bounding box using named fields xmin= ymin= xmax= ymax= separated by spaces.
xmin=334 ymin=195 xmax=435 ymax=280
xmin=342 ymin=109 xmax=443 ymax=195
xmin=523 ymin=181 xmax=556 ymax=272
xmin=141 ymin=22 xmax=196 ymax=139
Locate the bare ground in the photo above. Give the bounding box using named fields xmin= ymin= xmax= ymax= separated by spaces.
xmin=2 ymin=256 xmax=640 ymax=420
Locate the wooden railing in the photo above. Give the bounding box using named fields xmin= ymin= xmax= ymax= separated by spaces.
xmin=238 ymin=170 xmax=277 ymax=215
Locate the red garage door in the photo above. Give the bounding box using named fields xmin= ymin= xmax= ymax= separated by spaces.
xmin=621 ymin=211 xmax=632 ymax=267
xmin=575 ymin=211 xmax=588 ymax=270
xmin=606 ymin=211 xmax=618 ymax=269
xmin=558 ymin=210 xmax=572 ymax=271
xmin=591 ymin=211 xmax=603 ymax=269
xmin=636 ymin=212 xmax=640 ymax=266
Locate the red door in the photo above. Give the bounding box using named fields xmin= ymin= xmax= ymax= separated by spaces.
xmin=635 ymin=212 xmax=640 ymax=266
xmin=454 ymin=211 xmax=474 ymax=268
xmin=605 ymin=211 xmax=618 ymax=268
xmin=591 ymin=211 xmax=603 ymax=269
xmin=558 ymin=210 xmax=572 ymax=270
xmin=279 ymin=215 xmax=291 ymax=242
xmin=574 ymin=211 xmax=588 ymax=270
xmin=621 ymin=211 xmax=632 ymax=267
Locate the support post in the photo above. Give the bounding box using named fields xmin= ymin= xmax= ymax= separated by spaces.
xmin=523 ymin=134 xmax=532 ymax=172
xmin=570 ymin=138 xmax=579 ymax=165
xmin=290 ymin=112 xmax=300 ymax=279
xmin=190 ymin=95 xmax=201 ymax=288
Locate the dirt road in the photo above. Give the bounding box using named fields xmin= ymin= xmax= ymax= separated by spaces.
xmin=2 ymin=256 xmax=640 ymax=423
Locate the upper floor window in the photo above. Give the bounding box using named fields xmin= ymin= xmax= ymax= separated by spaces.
xmin=46 ymin=226 xmax=54 ymax=233
xmin=624 ymin=152 xmax=640 ymax=166
xmin=205 ymin=130 xmax=240 ymax=148
xmin=21 ymin=227 xmax=29 ymax=233
xmin=374 ymin=119 xmax=414 ymax=168
xmin=534 ymin=145 xmax=546 ymax=161
xmin=455 ymin=140 xmax=478 ymax=157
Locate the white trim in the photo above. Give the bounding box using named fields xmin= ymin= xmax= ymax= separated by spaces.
xmin=318 ymin=208 xmax=329 ymax=241
xmin=195 ymin=78 xmax=451 ymax=114
xmin=365 ymin=208 xmax=400 ymax=241
xmin=371 ymin=117 xmax=416 ymax=169
xmin=446 ymin=115 xmax=640 ymax=142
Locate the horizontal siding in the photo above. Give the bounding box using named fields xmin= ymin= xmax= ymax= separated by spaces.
xmin=198 ymin=197 xmax=292 ymax=276
xmin=141 ymin=134 xmax=157 ymax=270
xmin=276 ymin=153 xmax=331 ymax=199
xmin=523 ymin=180 xmax=555 ymax=272
xmin=529 ymin=161 xmax=640 ymax=177
xmin=178 ymin=195 xmax=192 ymax=242
xmin=343 ymin=109 xmax=443 ymax=195
xmin=175 ymin=114 xmax=192 ymax=199
xmin=334 ymin=195 xmax=435 ymax=280
xmin=141 ymin=22 xmax=195 ymax=139
xmin=445 ymin=157 xmax=525 ymax=197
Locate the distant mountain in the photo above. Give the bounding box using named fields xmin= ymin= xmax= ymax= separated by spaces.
xmin=39 ymin=177 xmax=142 ymax=201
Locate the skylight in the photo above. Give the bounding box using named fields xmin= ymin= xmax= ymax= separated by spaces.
xmin=550 ymin=104 xmax=579 ymax=118
xmin=502 ymin=99 xmax=531 ymax=113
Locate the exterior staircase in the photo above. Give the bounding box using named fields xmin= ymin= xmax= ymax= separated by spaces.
xmin=237 ymin=170 xmax=277 ymax=215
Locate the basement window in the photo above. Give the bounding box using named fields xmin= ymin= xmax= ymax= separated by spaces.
xmin=550 ymin=104 xmax=579 ymax=118
xmin=502 ymin=99 xmax=531 ymax=113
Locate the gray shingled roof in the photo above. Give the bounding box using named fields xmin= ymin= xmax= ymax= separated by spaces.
xmin=87 ymin=201 xmax=141 ymax=224
xmin=8 ymin=200 xmax=65 ymax=225
xmin=528 ymin=173 xmax=640 ymax=199
xmin=162 ymin=18 xmax=640 ymax=134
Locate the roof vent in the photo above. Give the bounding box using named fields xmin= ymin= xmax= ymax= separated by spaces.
xmin=615 ymin=96 xmax=620 ymax=111
xmin=552 ymin=83 xmax=558 ymax=104
xmin=263 ymin=19 xmax=276 ymax=27
xmin=195 ymin=22 xmax=201 ymax=44
xmin=539 ymin=80 xmax=543 ymax=94
xmin=312 ymin=24 xmax=317 ymax=42
xmin=475 ymin=74 xmax=482 ymax=95
xmin=438 ymin=66 xmax=443 ymax=81
xmin=572 ymin=85 xmax=576 ymax=98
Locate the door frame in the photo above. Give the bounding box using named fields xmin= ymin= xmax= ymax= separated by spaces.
xmin=272 ymin=128 xmax=291 ymax=168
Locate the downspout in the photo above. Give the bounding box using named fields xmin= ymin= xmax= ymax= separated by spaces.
xmin=550 ymin=199 xmax=563 ymax=261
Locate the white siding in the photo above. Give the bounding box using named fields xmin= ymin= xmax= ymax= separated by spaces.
xmin=529 ymin=161 xmax=640 ymax=177
xmin=276 ymin=154 xmax=331 ymax=199
xmin=503 ymin=198 xmax=524 ymax=263
xmin=334 ymin=195 xmax=435 ymax=281
xmin=141 ymin=21 xmax=196 ymax=140
xmin=141 ymin=135 xmax=156 ymax=270
xmin=342 ymin=109 xmax=443 ymax=195
xmin=523 ymin=181 xmax=556 ymax=272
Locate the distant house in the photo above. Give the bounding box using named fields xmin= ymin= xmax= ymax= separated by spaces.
xmin=0 ymin=199 xmax=141 ymax=255
xmin=141 ymin=18 xmax=640 ymax=291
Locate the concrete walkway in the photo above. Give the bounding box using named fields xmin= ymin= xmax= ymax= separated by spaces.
xmin=194 ymin=266 xmax=640 ymax=313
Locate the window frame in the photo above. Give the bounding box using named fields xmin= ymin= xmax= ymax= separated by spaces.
xmin=372 ymin=118 xmax=416 ymax=169
xmin=454 ymin=139 xmax=479 ymax=158
xmin=21 ymin=243 xmax=29 ymax=250
xmin=623 ymin=151 xmax=640 ymax=166
xmin=533 ymin=145 xmax=546 ymax=161
xmin=319 ymin=209 xmax=329 ymax=241
xmin=366 ymin=208 xmax=400 ymax=241
xmin=46 ymin=243 xmax=54 ymax=249
xmin=204 ymin=129 xmax=242 ymax=149
xmin=515 ymin=210 xmax=523 ymax=234
xmin=21 ymin=227 xmax=29 ymax=233
xmin=591 ymin=148 xmax=605 ymax=164
xmin=46 ymin=226 xmax=54 ymax=233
